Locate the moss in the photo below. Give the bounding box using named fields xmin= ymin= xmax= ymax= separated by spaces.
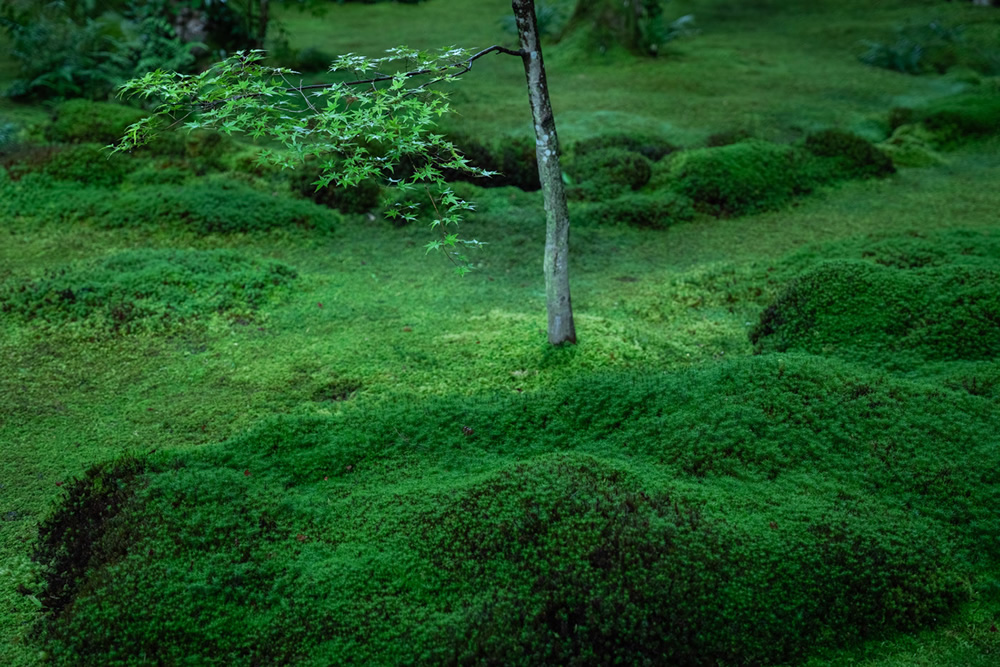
xmin=803 ymin=128 xmax=896 ymax=180
xmin=573 ymin=191 xmax=695 ymax=229
xmin=100 ymin=182 xmax=339 ymax=234
xmin=915 ymin=92 xmax=1000 ymax=148
xmin=45 ymin=100 xmax=147 ymax=145
xmin=290 ymin=162 xmax=383 ymax=214
xmin=443 ymin=131 xmax=541 ymax=191
xmin=751 ymin=260 xmax=1000 ymax=364
xmin=0 ymin=249 xmax=298 ymax=334
xmin=566 ymin=147 xmax=654 ymax=200
xmin=1 ymin=142 xmax=127 ymax=188
xmin=668 ymin=139 xmax=814 ymax=217
xmin=878 ymin=124 xmax=947 ymax=168
xmin=571 ymin=133 xmax=677 ymax=162
xmin=34 ymin=356 xmax=991 ymax=665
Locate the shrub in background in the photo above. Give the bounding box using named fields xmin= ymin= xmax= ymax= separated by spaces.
xmin=0 ymin=249 xmax=298 ymax=334
xmin=0 ymin=5 xmax=199 ymax=100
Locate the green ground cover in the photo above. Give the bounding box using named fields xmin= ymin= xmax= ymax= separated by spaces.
xmin=2 ymin=0 xmax=999 ymax=664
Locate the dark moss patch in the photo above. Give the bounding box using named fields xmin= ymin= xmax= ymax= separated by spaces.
xmin=0 ymin=249 xmax=298 ymax=334
xmin=803 ymin=128 xmax=896 ymax=180
xmin=33 ymin=453 xmax=148 ymax=617
xmin=914 ymin=92 xmax=1000 ymax=148
xmin=566 ymin=147 xmax=654 ymax=201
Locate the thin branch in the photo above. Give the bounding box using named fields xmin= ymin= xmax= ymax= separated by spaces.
xmin=199 ymin=45 xmax=523 ymax=110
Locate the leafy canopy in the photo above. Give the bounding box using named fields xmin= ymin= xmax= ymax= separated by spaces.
xmin=114 ymin=48 xmax=500 ymax=273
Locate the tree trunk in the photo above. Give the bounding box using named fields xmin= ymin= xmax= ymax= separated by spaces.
xmin=257 ymin=0 xmax=270 ymax=49
xmin=512 ymin=0 xmax=577 ymax=345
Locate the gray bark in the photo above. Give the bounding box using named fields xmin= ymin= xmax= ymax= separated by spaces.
xmin=512 ymin=0 xmax=577 ymax=345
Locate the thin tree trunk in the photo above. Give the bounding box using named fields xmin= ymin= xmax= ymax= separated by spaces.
xmin=512 ymin=0 xmax=577 ymax=345
xmin=258 ymin=0 xmax=270 ymax=49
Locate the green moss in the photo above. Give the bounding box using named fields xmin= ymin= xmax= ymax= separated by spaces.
xmin=915 ymin=92 xmax=1000 ymax=148
xmin=34 ymin=355 xmax=995 ymax=665
xmin=878 ymin=124 xmax=947 ymax=168
xmin=751 ymin=260 xmax=1000 ymax=364
xmin=101 ymin=182 xmax=339 ymax=234
xmin=573 ymin=191 xmax=694 ymax=229
xmin=45 ymin=100 xmax=147 ymax=145
xmin=571 ymin=133 xmax=677 ymax=161
xmin=566 ymin=147 xmax=654 ymax=200
xmin=0 ymin=249 xmax=298 ymax=334
xmin=1 ymin=143 xmax=127 ymax=188
xmin=290 ymin=163 xmax=382 ymax=214
xmin=668 ymin=139 xmax=814 ymax=217
xmin=803 ymin=129 xmax=896 ymax=180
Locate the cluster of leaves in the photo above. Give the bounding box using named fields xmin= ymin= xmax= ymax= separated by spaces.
xmin=115 ymin=48 xmax=495 ymax=273
xmin=33 ymin=353 xmax=996 ymax=664
xmin=0 ymin=249 xmax=298 ymax=334
xmin=0 ymin=2 xmax=201 ymax=100
xmin=439 ymin=131 xmax=541 ymax=191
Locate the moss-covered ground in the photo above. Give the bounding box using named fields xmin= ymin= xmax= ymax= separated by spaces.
xmin=2 ymin=0 xmax=1000 ymax=664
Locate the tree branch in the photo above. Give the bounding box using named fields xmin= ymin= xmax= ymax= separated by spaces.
xmin=199 ymin=45 xmax=523 ymax=110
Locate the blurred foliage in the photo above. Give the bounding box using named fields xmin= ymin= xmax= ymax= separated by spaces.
xmin=0 ymin=1 xmax=200 ymax=100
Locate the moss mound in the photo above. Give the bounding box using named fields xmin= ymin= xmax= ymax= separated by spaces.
xmin=668 ymin=139 xmax=814 ymax=217
xmin=46 ymin=100 xmax=148 ymax=145
xmin=803 ymin=129 xmax=896 ymax=180
xmin=0 ymin=249 xmax=298 ymax=334
xmin=751 ymin=260 xmax=1000 ymax=364
xmin=567 ymin=147 xmax=654 ymax=200
xmin=914 ymin=92 xmax=1000 ymax=148
xmin=1 ymin=142 xmax=127 ymax=188
xmin=101 ymin=182 xmax=338 ymax=234
xmin=574 ymin=191 xmax=694 ymax=229
xmin=35 ymin=356 xmax=998 ymax=665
